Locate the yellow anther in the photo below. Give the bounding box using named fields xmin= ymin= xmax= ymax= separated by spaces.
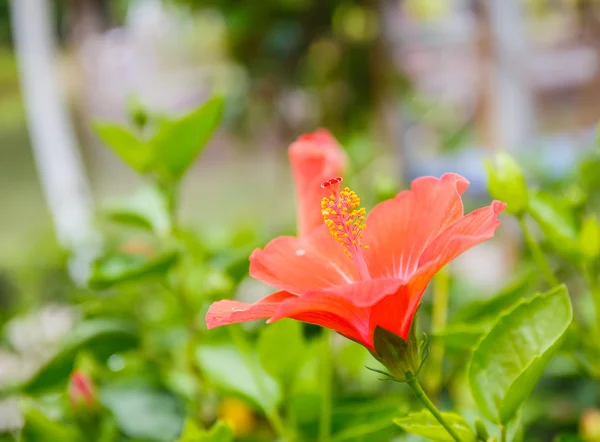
xmin=320 ymin=183 xmax=368 ymax=257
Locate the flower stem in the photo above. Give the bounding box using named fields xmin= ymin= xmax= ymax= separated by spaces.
xmin=518 ymin=216 xmax=558 ymax=287
xmin=406 ymin=375 xmax=463 ymax=442
xmin=500 ymin=425 xmax=507 ymax=442
xmin=319 ymin=329 xmax=333 ymax=442
xmin=423 ymin=268 xmax=449 ymax=397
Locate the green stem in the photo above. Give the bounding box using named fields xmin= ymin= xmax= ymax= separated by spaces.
xmin=423 ymin=268 xmax=449 ymax=397
xmin=229 ymin=325 xmax=295 ymax=441
xmin=406 ymin=376 xmax=463 ymax=442
xmin=518 ymin=216 xmax=559 ymax=287
xmin=319 ymin=329 xmax=333 ymax=442
xmin=500 ymin=425 xmax=507 ymax=442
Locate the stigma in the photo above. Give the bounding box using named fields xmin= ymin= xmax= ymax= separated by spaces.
xmin=321 ymin=177 xmax=371 ymax=280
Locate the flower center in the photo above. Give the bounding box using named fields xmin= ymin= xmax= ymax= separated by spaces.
xmin=321 ymin=177 xmax=371 ymax=280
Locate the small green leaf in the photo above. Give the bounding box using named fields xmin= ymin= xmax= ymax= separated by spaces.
xmin=94 ymin=122 xmax=151 ymax=173
xmin=103 ymin=186 xmax=171 ymax=235
xmin=485 ymin=151 xmax=528 ymax=215
xmin=196 ymin=344 xmax=281 ymax=413
xmin=177 ymin=420 xmax=233 ymax=442
xmin=469 ymin=285 xmax=573 ymax=424
xmin=88 ymin=249 xmax=178 ymax=290
xmin=257 ymin=319 xmax=307 ymax=386
xmin=528 ymin=191 xmax=579 ymax=257
xmin=151 ymin=95 xmax=224 ymax=180
xmin=393 ymin=410 xmax=477 ymax=442
xmin=20 ymin=318 xmax=140 ymax=393
xmin=101 ymin=383 xmax=185 ymax=442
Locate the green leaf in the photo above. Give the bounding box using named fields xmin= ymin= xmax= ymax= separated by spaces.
xmin=103 ymin=186 xmax=171 ymax=235
xmin=528 ymin=191 xmax=579 ymax=257
xmin=196 ymin=344 xmax=281 ymax=413
xmin=393 ymin=410 xmax=476 ymax=442
xmin=468 ymin=285 xmax=573 ymax=424
xmin=485 ymin=151 xmax=528 ymax=215
xmin=257 ymin=319 xmax=307 ymax=386
xmin=21 ymin=402 xmax=78 ymax=442
xmin=151 ymin=95 xmax=224 ymax=180
xmin=94 ymin=122 xmax=151 ymax=173
xmin=554 ymin=434 xmax=584 ymax=442
xmin=101 ymin=383 xmax=185 ymax=442
xmin=88 ymin=249 xmax=179 ymax=290
xmin=177 ymin=420 xmax=233 ymax=442
xmin=20 ymin=318 xmax=140 ymax=394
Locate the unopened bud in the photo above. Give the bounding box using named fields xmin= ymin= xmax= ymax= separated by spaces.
xmin=68 ymin=371 xmax=96 ymax=411
xmin=485 ymin=152 xmax=528 ymax=215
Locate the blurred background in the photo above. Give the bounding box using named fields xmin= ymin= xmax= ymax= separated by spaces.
xmin=2 ymin=0 xmax=600 ymax=440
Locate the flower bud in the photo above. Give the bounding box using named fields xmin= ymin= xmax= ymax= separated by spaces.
xmin=580 ymin=216 xmax=600 ymax=261
xmin=370 ymin=323 xmax=426 ymax=382
xmin=68 ymin=370 xmax=96 ymax=411
xmin=485 ymin=152 xmax=528 ymax=216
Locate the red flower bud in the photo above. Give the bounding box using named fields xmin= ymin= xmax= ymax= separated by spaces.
xmin=68 ymin=371 xmax=96 ymax=411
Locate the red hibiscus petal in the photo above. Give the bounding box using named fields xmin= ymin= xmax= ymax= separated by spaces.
xmin=205 ymin=291 xmax=296 ymax=329
xmin=289 ymin=129 xmax=346 ymax=237
xmin=417 ymin=200 xmax=507 ymax=276
xmin=268 ymin=278 xmax=406 ymax=349
xmin=269 ymin=292 xmax=370 ymax=347
xmin=249 ymin=226 xmax=359 ymax=294
xmin=367 ymin=286 xmax=416 ymax=341
xmin=363 ymin=173 xmax=470 ymax=279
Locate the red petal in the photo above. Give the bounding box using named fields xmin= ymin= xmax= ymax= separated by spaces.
xmin=249 ymin=226 xmax=359 ymax=294
xmin=289 ymin=129 xmax=346 ymax=237
xmin=363 ymin=173 xmax=470 ymax=279
xmin=367 ymin=286 xmax=416 ymax=341
xmin=268 ymin=278 xmax=405 ymax=349
xmin=269 ymin=292 xmax=370 ymax=347
xmin=205 ymin=291 xmax=296 ymax=329
xmin=417 ymin=200 xmax=506 ymax=277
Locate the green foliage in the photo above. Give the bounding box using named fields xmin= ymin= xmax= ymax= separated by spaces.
xmin=17 ymin=318 xmax=140 ymax=394
xmin=177 ymin=420 xmax=233 ymax=442
xmin=100 ymin=382 xmax=185 ymax=441
xmin=257 ymin=319 xmax=307 ymax=386
xmin=94 ymin=95 xmax=224 ymax=182
xmin=469 ymin=285 xmax=573 ymax=424
xmin=195 ymin=344 xmax=281 ymax=413
xmin=151 ymin=96 xmax=224 ymax=180
xmin=580 ymin=215 xmax=600 ymax=261
xmin=88 ymin=249 xmax=179 ymax=290
xmin=527 ymin=191 xmax=580 ymax=258
xmin=394 ymin=410 xmax=476 ymax=442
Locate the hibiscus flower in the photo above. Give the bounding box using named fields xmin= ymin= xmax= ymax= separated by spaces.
xmin=207 ymin=166 xmax=504 ymax=352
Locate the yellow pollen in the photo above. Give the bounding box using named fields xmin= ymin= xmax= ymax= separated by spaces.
xmin=321 ymin=183 xmax=368 ymax=256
